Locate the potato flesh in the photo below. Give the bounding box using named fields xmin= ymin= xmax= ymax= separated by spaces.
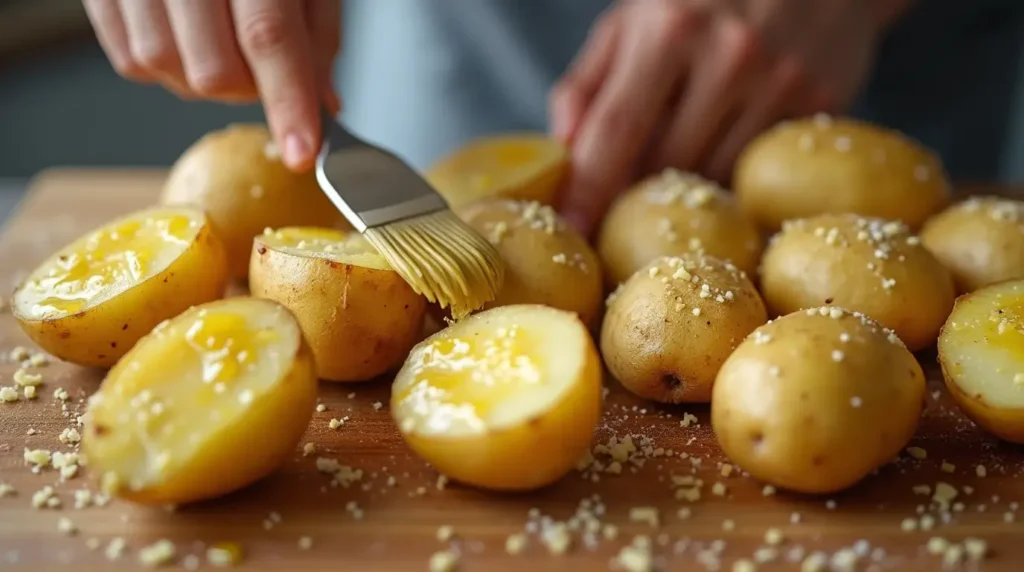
xmin=15 ymin=209 xmax=200 ymax=318
xmin=940 ymin=283 xmax=1024 ymax=408
xmin=260 ymin=226 xmax=388 ymax=270
xmin=393 ymin=306 xmax=583 ymax=436
xmin=427 ymin=136 xmax=567 ymax=205
xmin=86 ymin=301 xmax=294 ymax=493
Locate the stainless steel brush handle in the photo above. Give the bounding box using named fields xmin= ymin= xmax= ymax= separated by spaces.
xmin=316 ymin=111 xmax=448 ymax=232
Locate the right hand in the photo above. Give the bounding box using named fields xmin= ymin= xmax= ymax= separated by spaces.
xmin=83 ymin=0 xmax=342 ymax=171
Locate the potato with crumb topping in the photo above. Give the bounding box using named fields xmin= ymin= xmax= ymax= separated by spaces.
xmin=734 ymin=115 xmax=951 ymax=232
xmin=249 ymin=226 xmax=427 ymax=382
xmin=457 ymin=199 xmax=603 ymax=326
xmin=939 ymin=280 xmax=1024 ymax=443
xmin=597 ymin=169 xmax=762 ymax=285
xmin=713 ymin=307 xmax=926 ymax=494
xmin=601 ymin=253 xmax=767 ymax=403
xmin=921 ymin=197 xmax=1024 ymax=293
xmin=760 ymin=213 xmax=955 ymax=351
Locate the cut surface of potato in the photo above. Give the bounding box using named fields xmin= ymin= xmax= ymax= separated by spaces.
xmin=597 ymin=169 xmax=762 ymax=284
xmin=712 ymin=307 xmax=925 ymax=494
xmin=250 ymin=226 xmax=426 ymax=382
xmin=83 ymin=297 xmax=317 ymax=504
xmin=938 ymin=280 xmax=1024 ymax=443
xmin=392 ymin=304 xmax=602 ymax=491
xmin=426 ymin=134 xmax=568 ymax=207
xmin=12 ymin=206 xmax=228 ymax=367
xmin=921 ymin=197 xmax=1024 ymax=293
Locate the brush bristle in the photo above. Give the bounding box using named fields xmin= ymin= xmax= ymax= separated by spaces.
xmin=363 ymin=210 xmax=505 ymax=318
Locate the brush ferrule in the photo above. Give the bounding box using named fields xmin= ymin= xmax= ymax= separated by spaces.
xmin=355 ymin=194 xmax=449 ymax=231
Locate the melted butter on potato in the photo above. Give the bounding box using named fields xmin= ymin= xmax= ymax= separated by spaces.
xmin=259 ymin=226 xmax=388 ymax=270
xmin=597 ymin=169 xmax=762 ymax=285
xmin=939 ymin=280 xmax=1024 ymax=443
xmin=712 ymin=306 xmax=925 ymax=494
xmin=922 ymin=197 xmax=1024 ymax=293
xmin=760 ymin=213 xmax=955 ymax=351
xmin=84 ymin=297 xmax=317 ymax=504
xmin=601 ymin=253 xmax=767 ymax=403
xmin=392 ymin=304 xmax=601 ymax=491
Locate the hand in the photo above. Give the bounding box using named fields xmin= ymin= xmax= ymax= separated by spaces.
xmin=551 ymin=0 xmax=896 ymax=236
xmin=83 ymin=0 xmax=342 ymax=171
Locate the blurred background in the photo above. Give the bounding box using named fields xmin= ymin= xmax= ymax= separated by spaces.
xmin=1 ymin=1 xmax=1023 ymax=224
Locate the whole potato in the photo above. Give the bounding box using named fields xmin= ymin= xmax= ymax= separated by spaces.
xmin=161 ymin=124 xmax=347 ymax=279
xmin=712 ymin=306 xmax=926 ymax=494
xmin=457 ymin=199 xmax=603 ymax=326
xmin=597 ymin=169 xmax=762 ymax=285
xmin=760 ymin=213 xmax=955 ymax=351
xmin=734 ymin=115 xmax=950 ymax=232
xmin=921 ymin=197 xmax=1024 ymax=293
xmin=601 ymin=254 xmax=767 ymax=403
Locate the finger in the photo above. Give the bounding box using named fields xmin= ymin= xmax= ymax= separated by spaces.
xmin=548 ymin=8 xmax=622 ymax=144
xmin=706 ymin=57 xmax=804 ymax=182
xmin=164 ymin=0 xmax=257 ymax=101
xmin=118 ymin=0 xmax=192 ymax=95
xmin=648 ymin=16 xmax=759 ymax=173
xmin=82 ymin=0 xmax=151 ymax=81
xmin=233 ymin=0 xmax=321 ymax=171
xmin=560 ymin=6 xmax=700 ymax=237
xmin=305 ymin=0 xmax=343 ymax=114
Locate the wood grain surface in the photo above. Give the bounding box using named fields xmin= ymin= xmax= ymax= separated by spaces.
xmin=0 ymin=169 xmax=1022 ymax=572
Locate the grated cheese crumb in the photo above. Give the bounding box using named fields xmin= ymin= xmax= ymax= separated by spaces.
xmin=505 ymin=533 xmax=527 ymax=555
xmin=138 ymin=539 xmax=175 ymax=567
xmin=429 ymin=549 xmax=459 ymax=572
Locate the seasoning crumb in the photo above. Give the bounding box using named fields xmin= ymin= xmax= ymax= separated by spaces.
xmin=298 ymin=536 xmax=313 ymax=550
xmin=105 ymin=537 xmax=127 ymax=561
xmin=629 ymin=506 xmax=660 ymax=528
xmin=302 ymin=442 xmax=317 ymax=456
xmin=906 ymin=447 xmax=927 ymax=460
xmin=505 ymin=533 xmax=527 ymax=555
xmin=57 ymin=517 xmax=77 ymax=536
xmin=429 ymin=549 xmax=459 ymax=572
xmin=764 ymin=528 xmax=784 ymax=545
xmin=138 ymin=539 xmax=176 ymax=567
xmin=436 ymin=525 xmax=454 ymax=542
xmin=206 ymin=542 xmax=244 ymax=566
xmin=372 ymin=401 xmax=383 ymax=411
xmin=762 ymin=485 xmax=776 ymax=497
xmin=940 ymin=461 xmax=956 ymax=473
xmin=976 ymin=465 xmax=987 ymax=478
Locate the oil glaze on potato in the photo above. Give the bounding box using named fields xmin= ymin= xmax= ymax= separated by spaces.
xmin=83 ymin=297 xmax=318 ymax=505
xmin=734 ymin=115 xmax=950 ymax=232
xmin=161 ymin=124 xmax=347 ymax=279
xmin=601 ymin=254 xmax=767 ymax=403
xmin=457 ymin=199 xmax=603 ymax=326
xmin=712 ymin=307 xmax=926 ymax=494
xmin=760 ymin=214 xmax=955 ymax=351
xmin=12 ymin=206 xmax=228 ymax=368
xmin=938 ymin=280 xmax=1024 ymax=443
xmin=597 ymin=169 xmax=762 ymax=285
xmin=249 ymin=227 xmax=427 ymax=382
xmin=921 ymin=197 xmax=1024 ymax=293
xmin=392 ymin=304 xmax=602 ymax=491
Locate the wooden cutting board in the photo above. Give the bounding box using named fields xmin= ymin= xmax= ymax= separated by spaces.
xmin=0 ymin=169 xmax=1022 ymax=572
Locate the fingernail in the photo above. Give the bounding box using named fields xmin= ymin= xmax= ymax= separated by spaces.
xmin=283 ymin=132 xmax=312 ymax=170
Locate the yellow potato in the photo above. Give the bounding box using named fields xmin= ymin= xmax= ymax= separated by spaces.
xmin=601 ymin=254 xmax=767 ymax=403
xmin=734 ymin=115 xmax=951 ymax=232
xmin=597 ymin=169 xmax=762 ymax=285
xmin=160 ymin=124 xmax=347 ymax=279
xmin=83 ymin=297 xmax=318 ymax=504
xmin=760 ymin=213 xmax=955 ymax=351
xmin=921 ymin=197 xmax=1024 ymax=293
xmin=426 ymin=133 xmax=568 ymax=207
xmin=392 ymin=304 xmax=602 ymax=491
xmin=11 ymin=206 xmax=228 ymax=368
xmin=938 ymin=280 xmax=1024 ymax=443
xmin=249 ymin=227 xmax=427 ymax=382
xmin=457 ymin=199 xmax=603 ymax=327
xmin=712 ymin=307 xmax=926 ymax=494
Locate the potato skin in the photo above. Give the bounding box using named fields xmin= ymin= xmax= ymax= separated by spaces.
xmin=13 ymin=216 xmax=228 ymax=368
xmin=921 ymin=197 xmax=1024 ymax=293
xmin=161 ymin=124 xmax=347 ymax=279
xmin=457 ymin=199 xmax=603 ymax=327
xmin=734 ymin=116 xmax=950 ymax=232
xmin=712 ymin=307 xmax=926 ymax=494
xmin=759 ymin=213 xmax=955 ymax=351
xmin=601 ymin=254 xmax=767 ymax=403
xmin=249 ymin=236 xmax=427 ymax=382
xmin=597 ymin=169 xmax=762 ymax=285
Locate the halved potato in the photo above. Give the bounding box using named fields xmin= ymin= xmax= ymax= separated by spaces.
xmin=83 ymin=297 xmax=318 ymax=505
xmin=426 ymin=134 xmax=569 ymax=207
xmin=392 ymin=304 xmax=602 ymax=491
xmin=12 ymin=206 xmax=228 ymax=367
xmin=249 ymin=227 xmax=427 ymax=382
xmin=938 ymin=280 xmax=1024 ymax=443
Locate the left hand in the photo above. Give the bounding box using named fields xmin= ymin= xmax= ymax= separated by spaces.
xmin=551 ymin=0 xmax=891 ymax=236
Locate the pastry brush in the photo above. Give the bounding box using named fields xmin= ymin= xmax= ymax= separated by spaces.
xmin=315 ymin=113 xmax=504 ymax=317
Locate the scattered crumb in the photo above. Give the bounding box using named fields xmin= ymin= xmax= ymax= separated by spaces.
xmin=105 ymin=538 xmax=127 ymax=561
xmin=762 ymin=485 xmax=776 ymax=497
xmin=629 ymin=507 xmax=660 ymax=528
xmin=298 ymin=536 xmax=313 ymax=550
xmin=316 ymin=403 xmax=327 ymax=412
xmin=372 ymin=401 xmax=383 ymax=411
xmin=57 ymin=517 xmax=77 ymax=536
xmin=302 ymin=442 xmax=317 ymax=456
xmin=429 ymin=549 xmax=459 ymax=572
xmin=764 ymin=528 xmax=784 ymax=545
xmin=138 ymin=539 xmax=175 ymax=567
xmin=906 ymin=447 xmax=927 ymax=460
xmin=436 ymin=525 xmax=454 ymax=542
xmin=505 ymin=533 xmax=527 ymax=555
xmin=976 ymin=465 xmax=987 ymax=478
xmin=940 ymin=461 xmax=956 ymax=473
